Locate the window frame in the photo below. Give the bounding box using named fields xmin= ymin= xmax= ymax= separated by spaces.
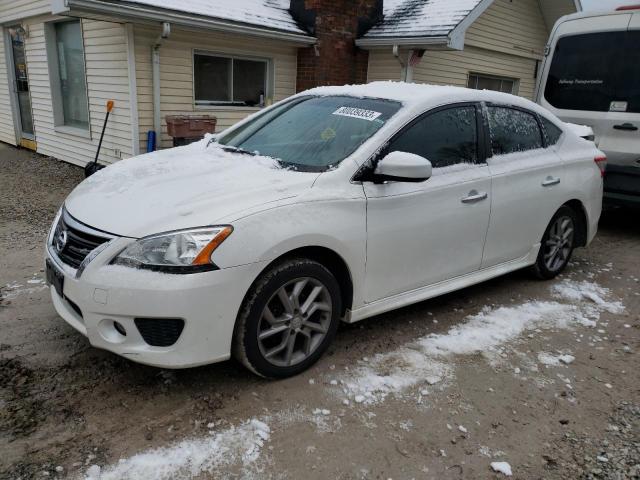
xmin=538 ymin=114 xmax=565 ymax=147
xmin=192 ymin=49 xmax=273 ymax=108
xmin=468 ymin=72 xmax=519 ymax=95
xmin=44 ymin=19 xmax=91 ymax=138
xmin=483 ymin=103 xmax=547 ymax=158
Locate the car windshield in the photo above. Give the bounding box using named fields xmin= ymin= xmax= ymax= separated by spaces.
xmin=217 ymin=96 xmax=402 ymax=171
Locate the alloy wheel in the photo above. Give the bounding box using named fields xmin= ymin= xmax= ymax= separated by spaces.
xmin=543 ymin=215 xmax=574 ymax=272
xmin=257 ymin=277 xmax=333 ymax=367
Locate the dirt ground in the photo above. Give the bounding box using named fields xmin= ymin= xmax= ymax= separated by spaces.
xmin=1 ymin=142 xmax=638 ymax=480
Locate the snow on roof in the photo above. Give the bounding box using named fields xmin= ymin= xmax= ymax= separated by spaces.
xmin=364 ymin=0 xmax=485 ymax=38
xmin=118 ymin=0 xmax=307 ymax=35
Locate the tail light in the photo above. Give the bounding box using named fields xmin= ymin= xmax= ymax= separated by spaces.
xmin=616 ymin=4 xmax=640 ymax=10
xmin=594 ymin=156 xmax=607 ymax=177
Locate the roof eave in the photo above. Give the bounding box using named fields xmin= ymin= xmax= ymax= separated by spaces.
xmin=53 ymin=0 xmax=316 ymax=45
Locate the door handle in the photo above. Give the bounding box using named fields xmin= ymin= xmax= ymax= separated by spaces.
xmin=613 ymin=123 xmax=638 ymax=131
xmin=461 ymin=190 xmax=488 ymax=204
xmin=542 ymin=177 xmax=561 ymax=187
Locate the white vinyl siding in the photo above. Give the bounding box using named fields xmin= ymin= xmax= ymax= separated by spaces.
xmin=0 ymin=30 xmax=17 ymax=145
xmin=133 ymin=25 xmax=298 ymax=150
xmin=23 ymin=16 xmax=133 ymax=166
xmin=465 ymin=0 xmax=549 ymax=59
xmin=0 ymin=0 xmax=50 ymax=23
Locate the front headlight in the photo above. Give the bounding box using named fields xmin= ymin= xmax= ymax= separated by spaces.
xmin=112 ymin=226 xmax=233 ymax=273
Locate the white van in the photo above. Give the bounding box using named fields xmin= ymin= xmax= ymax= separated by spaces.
xmin=535 ymin=6 xmax=640 ymax=207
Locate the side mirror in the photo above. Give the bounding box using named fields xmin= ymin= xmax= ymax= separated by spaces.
xmin=373 ymin=151 xmax=432 ymax=183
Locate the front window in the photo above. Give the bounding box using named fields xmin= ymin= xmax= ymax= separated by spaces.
xmin=194 ymin=52 xmax=268 ymax=107
xmin=47 ymin=20 xmax=90 ymax=130
xmin=545 ymin=31 xmax=640 ymax=113
xmin=218 ymin=96 xmax=401 ymax=171
xmin=387 ymin=106 xmax=478 ymax=168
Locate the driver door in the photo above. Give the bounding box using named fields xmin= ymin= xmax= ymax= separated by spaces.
xmin=363 ymin=104 xmax=491 ymax=303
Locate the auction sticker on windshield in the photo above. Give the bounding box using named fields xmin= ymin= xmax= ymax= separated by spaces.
xmin=333 ymin=106 xmax=382 ymax=122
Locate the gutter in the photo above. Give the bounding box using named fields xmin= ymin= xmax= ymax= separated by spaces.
xmin=356 ymin=35 xmax=449 ymax=49
xmin=53 ymin=0 xmax=316 ymax=45
xmin=152 ymin=22 xmax=170 ymax=150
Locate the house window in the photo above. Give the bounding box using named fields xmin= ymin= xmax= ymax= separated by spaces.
xmin=194 ymin=52 xmax=268 ymax=107
xmin=46 ymin=20 xmax=90 ymax=131
xmin=468 ymin=73 xmax=517 ymax=94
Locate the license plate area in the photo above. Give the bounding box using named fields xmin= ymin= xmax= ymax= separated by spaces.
xmin=46 ymin=259 xmax=65 ymax=298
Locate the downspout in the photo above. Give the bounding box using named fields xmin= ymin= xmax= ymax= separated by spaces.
xmin=152 ymin=22 xmax=170 ymax=150
xmin=393 ymin=45 xmax=412 ymax=82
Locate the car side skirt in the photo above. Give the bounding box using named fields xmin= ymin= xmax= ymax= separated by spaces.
xmin=345 ymin=244 xmax=540 ymax=323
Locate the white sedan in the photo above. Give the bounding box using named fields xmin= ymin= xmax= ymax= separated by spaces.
xmin=45 ymin=82 xmax=605 ymax=378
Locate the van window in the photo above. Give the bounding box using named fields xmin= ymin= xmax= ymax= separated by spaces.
xmin=487 ymin=107 xmax=543 ymax=155
xmin=544 ymin=31 xmax=640 ymax=113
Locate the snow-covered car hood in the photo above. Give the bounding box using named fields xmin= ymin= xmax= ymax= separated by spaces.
xmin=64 ymin=139 xmax=319 ymax=238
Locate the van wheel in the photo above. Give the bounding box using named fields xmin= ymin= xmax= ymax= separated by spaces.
xmin=233 ymin=258 xmax=341 ymax=378
xmin=532 ymin=205 xmax=578 ymax=280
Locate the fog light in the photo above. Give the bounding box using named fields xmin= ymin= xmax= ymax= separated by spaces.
xmin=113 ymin=321 xmax=127 ymax=336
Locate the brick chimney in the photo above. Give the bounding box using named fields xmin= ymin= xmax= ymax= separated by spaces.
xmin=290 ymin=0 xmax=383 ymax=92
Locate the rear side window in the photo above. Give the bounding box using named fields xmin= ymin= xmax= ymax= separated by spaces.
xmin=544 ymin=31 xmax=640 ymax=113
xmin=540 ymin=116 xmax=563 ymax=145
xmin=387 ymin=106 xmax=478 ymax=168
xmin=487 ymin=107 xmax=543 ymax=155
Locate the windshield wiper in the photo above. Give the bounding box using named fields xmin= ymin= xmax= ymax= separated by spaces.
xmin=221 ymin=145 xmax=256 ymax=156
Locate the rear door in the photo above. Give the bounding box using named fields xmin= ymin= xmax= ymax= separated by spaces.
xmin=481 ymin=105 xmax=565 ymax=268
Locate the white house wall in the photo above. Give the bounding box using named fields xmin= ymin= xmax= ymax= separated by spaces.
xmin=20 ymin=16 xmax=133 ymax=166
xmin=0 ymin=29 xmax=16 ymax=145
xmin=133 ymin=25 xmax=299 ymax=150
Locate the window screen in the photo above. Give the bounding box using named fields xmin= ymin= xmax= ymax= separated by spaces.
xmin=544 ymin=31 xmax=640 ymax=113
xmin=487 ymin=107 xmax=543 ymax=155
xmin=387 ymin=106 xmax=478 ymax=168
xmin=194 ymin=53 xmax=267 ymax=106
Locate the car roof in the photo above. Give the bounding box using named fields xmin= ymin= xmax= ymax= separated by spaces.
xmin=298 ymin=81 xmax=551 ymax=117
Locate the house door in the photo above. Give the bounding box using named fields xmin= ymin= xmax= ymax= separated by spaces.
xmin=6 ymin=25 xmax=36 ymax=150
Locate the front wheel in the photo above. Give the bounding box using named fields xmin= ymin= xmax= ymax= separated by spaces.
xmin=233 ymin=258 xmax=342 ymax=378
xmin=532 ymin=206 xmax=578 ymax=279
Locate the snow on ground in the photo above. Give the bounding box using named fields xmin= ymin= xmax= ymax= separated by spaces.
xmin=82 ymin=419 xmax=270 ymax=480
xmin=336 ymin=280 xmax=623 ymax=404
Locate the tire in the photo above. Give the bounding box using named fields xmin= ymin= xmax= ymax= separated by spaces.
xmin=531 ymin=205 xmax=578 ymax=280
xmin=233 ymin=258 xmax=342 ymax=378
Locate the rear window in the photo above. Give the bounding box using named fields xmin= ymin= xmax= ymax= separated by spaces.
xmin=544 ymin=31 xmax=640 ymax=113
xmin=540 ymin=117 xmax=563 ymax=145
xmin=487 ymin=107 xmax=543 ymax=155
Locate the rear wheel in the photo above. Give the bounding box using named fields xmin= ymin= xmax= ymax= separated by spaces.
xmin=233 ymin=258 xmax=341 ymax=378
xmin=532 ymin=205 xmax=577 ymax=279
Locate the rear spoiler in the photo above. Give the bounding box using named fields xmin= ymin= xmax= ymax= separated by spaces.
xmin=565 ymin=123 xmax=595 ymax=141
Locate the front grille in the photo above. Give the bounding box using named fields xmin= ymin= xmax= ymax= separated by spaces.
xmin=134 ymin=318 xmax=185 ymax=347
xmin=52 ymin=210 xmax=113 ymax=269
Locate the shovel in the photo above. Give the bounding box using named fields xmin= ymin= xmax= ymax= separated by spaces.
xmin=84 ymin=100 xmax=114 ymax=178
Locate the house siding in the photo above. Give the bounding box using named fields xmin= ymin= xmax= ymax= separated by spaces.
xmin=133 ymin=25 xmax=298 ymax=150
xmin=22 ymin=16 xmax=133 ymax=166
xmin=0 ymin=29 xmax=16 ymax=145
xmin=0 ymin=0 xmax=50 ymax=23
xmin=367 ymin=0 xmax=551 ymax=100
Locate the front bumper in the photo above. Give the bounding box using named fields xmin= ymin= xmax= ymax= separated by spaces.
xmin=46 ymin=237 xmax=266 ymax=368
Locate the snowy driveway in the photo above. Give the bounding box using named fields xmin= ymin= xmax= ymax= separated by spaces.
xmin=1 ymin=145 xmax=639 ymax=479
